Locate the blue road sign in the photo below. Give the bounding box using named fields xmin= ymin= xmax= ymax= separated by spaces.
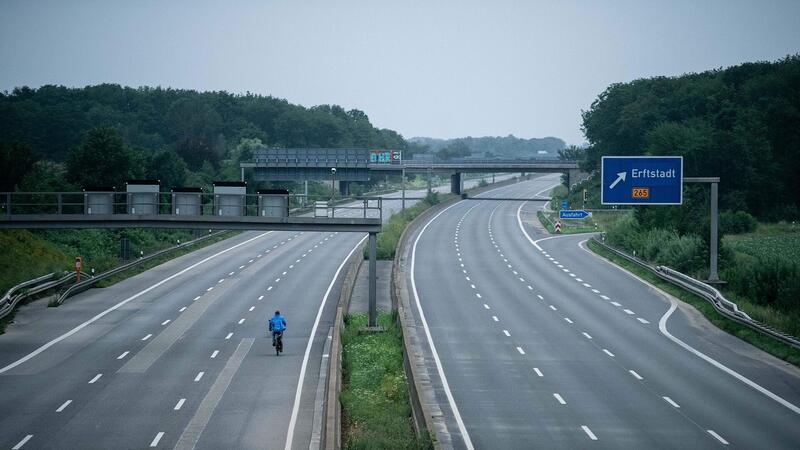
xmin=601 ymin=156 xmax=683 ymax=205
xmin=560 ymin=200 xmax=568 ymax=209
xmin=559 ymin=210 xmax=591 ymax=220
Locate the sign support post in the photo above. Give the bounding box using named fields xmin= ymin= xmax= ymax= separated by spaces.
xmin=685 ymin=177 xmax=721 ymax=283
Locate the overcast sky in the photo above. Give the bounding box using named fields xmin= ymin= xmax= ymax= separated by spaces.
xmin=2 ymin=0 xmax=799 ymax=145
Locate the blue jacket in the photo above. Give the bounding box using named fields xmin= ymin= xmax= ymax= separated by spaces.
xmin=269 ymin=314 xmax=286 ymax=332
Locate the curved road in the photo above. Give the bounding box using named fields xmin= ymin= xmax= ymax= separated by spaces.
xmin=405 ymin=174 xmax=800 ymax=448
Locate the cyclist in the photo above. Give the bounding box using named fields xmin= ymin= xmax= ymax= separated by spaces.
xmin=269 ymin=310 xmax=287 ymax=350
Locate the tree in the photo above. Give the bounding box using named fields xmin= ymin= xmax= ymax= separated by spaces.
xmin=0 ymin=142 xmax=37 ymax=191
xmin=65 ymin=127 xmax=140 ymax=188
xmin=147 ymin=149 xmax=187 ymax=189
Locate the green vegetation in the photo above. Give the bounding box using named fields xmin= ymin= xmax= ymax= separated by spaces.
xmin=407 ymin=135 xmax=565 ymax=159
xmin=588 ymin=240 xmax=800 ymax=367
xmin=341 ymin=313 xmax=432 ymax=450
xmin=0 ymin=230 xmax=70 ymax=295
xmin=369 ymin=192 xmax=451 ymax=260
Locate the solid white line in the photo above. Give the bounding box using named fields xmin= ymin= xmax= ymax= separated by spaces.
xmin=210 ymin=350 xmax=219 ymax=359
xmin=194 ymin=371 xmax=204 ymax=382
xmin=629 ymin=370 xmax=643 ymax=380
xmin=174 ymin=398 xmax=186 ymax=410
xmin=603 ymin=349 xmax=615 ymax=357
xmin=179 ymin=306 xmax=187 ymax=312
xmin=408 ymin=202 xmax=475 ymax=450
xmin=492 ymin=316 xmax=499 ymax=322
xmin=238 ymin=318 xmax=245 ymax=324
xmin=564 ymin=317 xmax=574 ymax=324
xmin=553 ymin=393 xmax=566 ymax=404
xmin=581 ymin=425 xmax=598 ymax=440
xmin=637 ymin=317 xmax=650 ymax=324
xmin=142 ymin=334 xmax=152 ymax=341
xmin=502 ymin=330 xmax=511 ymax=337
xmin=285 ymin=236 xmax=368 ymax=450
xmin=56 ymin=400 xmax=72 ymax=412
xmin=663 ymin=396 xmax=680 ymax=408
xmin=707 ymin=430 xmax=729 ymax=445
xmin=582 ymin=332 xmax=592 ymax=339
xmin=12 ymin=435 xmax=33 ymax=449
xmin=117 ymin=351 xmax=129 ymax=360
xmin=150 ymin=431 xmax=164 ymax=447
xmin=533 ymin=367 xmax=543 ymax=377
xmin=516 ymin=347 xmax=526 ymax=355
xmin=225 ymin=332 xmax=233 ymax=340
xmin=89 ymin=373 xmax=102 ymax=384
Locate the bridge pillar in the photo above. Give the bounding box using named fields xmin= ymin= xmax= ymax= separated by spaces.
xmin=338 ymin=181 xmax=349 ymax=197
xmin=450 ymin=172 xmax=462 ymax=195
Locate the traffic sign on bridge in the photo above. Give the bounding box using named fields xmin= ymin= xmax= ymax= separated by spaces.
xmin=559 ymin=210 xmax=591 ymax=220
xmin=601 ymin=156 xmax=683 ymax=205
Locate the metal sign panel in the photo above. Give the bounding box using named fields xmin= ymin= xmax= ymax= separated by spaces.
xmin=369 ymin=149 xmax=401 ymax=164
xmin=559 ymin=210 xmax=591 ymax=219
xmin=601 ymin=156 xmax=683 ymax=205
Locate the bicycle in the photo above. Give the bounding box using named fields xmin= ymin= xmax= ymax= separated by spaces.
xmin=273 ymin=331 xmax=284 ymax=356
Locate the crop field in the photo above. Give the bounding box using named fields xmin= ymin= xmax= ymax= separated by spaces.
xmin=725 ymin=230 xmax=800 ymax=261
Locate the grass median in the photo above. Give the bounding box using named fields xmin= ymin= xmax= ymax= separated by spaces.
xmin=588 ymin=239 xmax=800 ymax=367
xmin=341 ymin=312 xmax=432 ymax=450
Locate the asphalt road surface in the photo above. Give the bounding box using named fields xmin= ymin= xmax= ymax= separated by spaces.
xmin=405 ymin=174 xmax=800 ymax=449
xmin=0 ymin=174 xmax=504 ymax=450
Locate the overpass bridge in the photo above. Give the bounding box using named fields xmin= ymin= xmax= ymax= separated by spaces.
xmin=240 ymin=148 xmax=583 ymax=195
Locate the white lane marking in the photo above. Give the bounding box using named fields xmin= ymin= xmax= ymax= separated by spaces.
xmin=162 ymin=320 xmax=171 ymax=325
xmin=556 ymin=265 xmax=564 ymax=268
xmin=553 ymin=261 xmax=560 ymax=265
xmin=663 ymin=396 xmax=680 ymax=408
xmin=591 ymin=289 xmax=600 ymax=294
xmin=579 ymin=239 xmax=800 ymax=415
xmin=533 ymin=367 xmax=543 ymax=377
xmin=582 ymin=283 xmax=591 ymax=287
xmin=502 ymin=330 xmax=511 ymax=337
xmin=519 ymin=277 xmax=525 ymax=282
xmin=527 ymin=285 xmax=533 ymax=290
xmin=302 ymin=254 xmax=306 ymax=258
xmin=623 ymin=309 xmax=635 ymax=315
xmin=629 ymin=370 xmax=643 ymax=380
xmin=248 ymin=259 xmax=254 ymax=263
xmin=575 ymin=277 xmax=583 ymax=281
xmin=548 ymin=257 xmax=554 ymax=260
xmin=150 ymin=431 xmax=165 ymax=447
xmin=206 ymin=287 xmax=213 ymax=292
xmin=142 ymin=334 xmax=153 ymax=341
xmin=210 ymin=350 xmax=219 ymax=359
xmin=117 ymin=351 xmax=129 ymax=360
xmin=637 ymin=317 xmax=650 ymax=324
xmin=249 ymin=306 xmax=255 ymax=312
xmin=194 ymin=372 xmax=204 ymax=382
xmin=258 ymin=295 xmax=264 ymax=300
xmin=56 ymin=400 xmax=72 ymax=412
xmin=581 ymin=425 xmax=598 ymax=441
xmin=239 ymin=265 xmax=245 ymax=269
xmin=282 ymin=271 xmax=287 ymax=275
xmin=174 ymin=398 xmax=186 ymax=410
xmin=238 ymin=318 xmax=245 ymax=325
xmin=285 ymin=236 xmax=368 ymax=450
xmin=512 ymin=270 xmax=518 ymax=275
xmin=582 ymin=332 xmax=592 ymax=339
xmin=553 ymin=393 xmax=566 ymax=405
xmin=600 ymin=295 xmax=610 ymax=300
xmin=12 ymin=435 xmax=33 ymax=449
xmin=193 ymin=296 xmax=201 ymax=301
xmin=408 ymin=202 xmax=475 ymax=450
xmin=483 ymin=304 xmax=490 ymax=310
xmin=275 ymin=278 xmax=281 ymax=283
xmin=506 ymin=264 xmax=512 ymax=268
xmin=475 ymin=293 xmax=482 ymax=298
xmin=611 ymin=301 xmax=622 ymax=307
xmin=492 ymin=316 xmax=499 ymax=322
xmin=267 ymin=286 xmax=273 ymax=291
xmin=257 ymin=255 xmax=262 ymax=258
xmin=228 ymin=272 xmax=234 ymax=276
xmin=603 ymin=349 xmax=615 ymax=357
xmin=537 ymin=294 xmax=544 ymax=300
xmin=462 ymin=269 xmax=467 ymax=274
xmin=465 ymin=276 xmax=471 ymax=281
xmin=289 ymin=265 xmax=294 ymax=269
xmin=470 ymin=284 xmax=476 ymax=289
xmin=296 ymin=259 xmax=301 ymax=263
xmin=549 ymin=305 xmax=557 ymax=311
xmin=564 ymin=317 xmax=574 ymax=324
xmin=569 ymin=273 xmax=576 ymax=277
xmin=562 ymin=269 xmax=569 ymax=272
xmin=88 ymin=373 xmax=102 ymax=384
xmin=707 ymin=430 xmax=729 ymax=445
xmin=179 ymin=307 xmax=187 ymax=312
xmin=225 ymin=332 xmax=233 ymax=340
xmin=516 ymin=347 xmax=526 ymax=355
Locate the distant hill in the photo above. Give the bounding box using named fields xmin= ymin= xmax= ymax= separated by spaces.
xmin=407 ymin=135 xmax=566 ymax=159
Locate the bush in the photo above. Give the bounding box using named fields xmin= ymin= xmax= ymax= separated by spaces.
xmin=478 ymin=178 xmax=488 ymax=187
xmin=720 ymin=210 xmax=758 ymax=234
xmin=724 ymin=255 xmax=800 ymax=312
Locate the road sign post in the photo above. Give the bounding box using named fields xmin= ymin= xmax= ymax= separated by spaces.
xmin=601 ymin=156 xmax=683 ymax=205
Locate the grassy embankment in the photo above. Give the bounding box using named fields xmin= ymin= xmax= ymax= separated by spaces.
xmin=340 ymin=312 xmax=432 ymax=450
xmin=588 ymin=239 xmax=800 ymax=367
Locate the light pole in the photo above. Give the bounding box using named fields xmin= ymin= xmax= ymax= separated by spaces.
xmin=330 ymin=167 xmax=337 ymax=201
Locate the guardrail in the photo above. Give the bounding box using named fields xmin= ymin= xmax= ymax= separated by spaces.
xmin=56 ymin=231 xmax=229 ymax=305
xmin=592 ymin=236 xmax=800 ymax=350
xmin=1 ymin=272 xmax=74 ymax=320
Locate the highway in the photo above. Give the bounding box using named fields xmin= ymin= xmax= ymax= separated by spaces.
xmin=404 ymin=174 xmax=800 ymax=449
xmin=0 ymin=174 xmax=502 ymax=450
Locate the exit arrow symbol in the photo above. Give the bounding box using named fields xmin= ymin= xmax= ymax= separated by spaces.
xmin=609 ymin=171 xmax=626 ymax=190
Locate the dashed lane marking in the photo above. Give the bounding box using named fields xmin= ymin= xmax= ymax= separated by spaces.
xmin=150 ymin=431 xmax=165 ymax=447
xmin=56 ymin=400 xmax=72 ymax=412
xmin=707 ymin=430 xmax=729 ymax=445
xmin=516 ymin=347 xmax=526 ymax=355
xmin=603 ymin=349 xmax=615 ymax=357
xmin=88 ymin=373 xmax=102 ymax=384
xmin=553 ymin=393 xmax=566 ymax=405
xmin=533 ymin=368 xmax=543 ymax=377
xmin=629 ymin=370 xmax=643 ymax=380
xmin=581 ymin=426 xmax=598 ymax=441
